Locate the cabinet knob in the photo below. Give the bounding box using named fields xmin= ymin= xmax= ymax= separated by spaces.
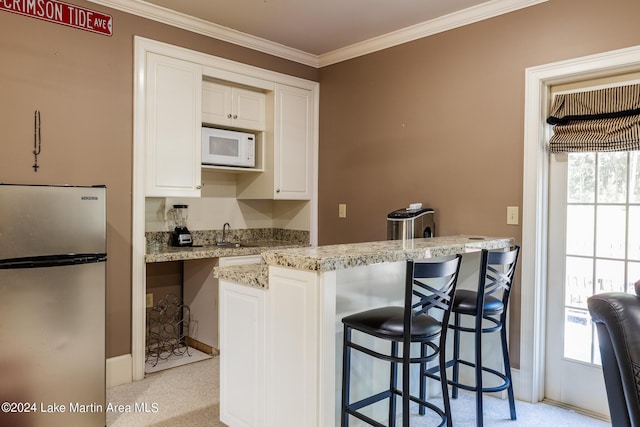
xmin=233 ymin=114 xmax=238 ymax=119
xmin=196 ymin=185 xmax=202 ymax=189
xmin=276 ymin=188 xmax=280 ymax=193
xmin=227 ymin=114 xmax=232 ymax=119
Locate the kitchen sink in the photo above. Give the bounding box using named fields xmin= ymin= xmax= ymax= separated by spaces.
xmin=215 ymin=241 xmax=259 ymax=248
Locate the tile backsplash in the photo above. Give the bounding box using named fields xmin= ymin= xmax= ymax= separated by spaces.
xmin=146 ymin=228 xmax=310 ymax=249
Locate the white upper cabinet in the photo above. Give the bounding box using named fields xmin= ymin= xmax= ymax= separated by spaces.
xmin=145 ymin=53 xmax=202 ymax=197
xmin=202 ymin=81 xmax=266 ymax=131
xmin=237 ymin=83 xmax=314 ymax=200
xmin=274 ymin=84 xmax=313 ymax=200
xmin=140 ymin=39 xmax=317 ymax=202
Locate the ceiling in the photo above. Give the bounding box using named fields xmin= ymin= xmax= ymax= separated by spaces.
xmin=140 ymin=0 xmax=490 ymax=56
xmin=89 ymin=0 xmax=547 ymax=66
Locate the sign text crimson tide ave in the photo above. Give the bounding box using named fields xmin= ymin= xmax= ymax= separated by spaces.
xmin=0 ymin=0 xmax=113 ymax=36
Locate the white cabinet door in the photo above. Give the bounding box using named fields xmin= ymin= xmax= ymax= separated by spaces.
xmin=145 ymin=53 xmax=202 ymax=197
xmin=219 ymin=280 xmax=266 ymax=427
xmin=266 ymin=266 xmax=320 ymax=426
xmin=274 ymin=84 xmax=313 ymax=200
xmin=201 ymin=81 xmax=231 ymax=127
xmin=202 ymin=81 xmax=266 ymax=131
xmin=233 ymin=87 xmax=266 ymax=131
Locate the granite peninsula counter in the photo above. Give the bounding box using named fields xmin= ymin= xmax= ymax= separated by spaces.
xmin=218 ymin=236 xmax=514 ymax=427
xmin=215 ymin=235 xmax=512 ymax=287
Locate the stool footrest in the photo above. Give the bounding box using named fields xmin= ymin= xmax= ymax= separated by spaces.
xmin=347 ymin=390 xmax=393 ymax=412
xmin=423 ymin=359 xmax=512 ymax=393
xmin=344 ymin=390 xmax=447 ymax=427
xmin=346 ymin=340 xmax=439 ymax=365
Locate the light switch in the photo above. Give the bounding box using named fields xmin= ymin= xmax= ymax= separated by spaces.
xmin=507 ymin=206 xmax=519 ymax=225
xmin=338 ymin=204 xmax=347 ymax=218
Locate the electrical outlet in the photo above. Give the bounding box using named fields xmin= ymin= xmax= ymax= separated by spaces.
xmin=507 ymin=206 xmax=519 ymax=225
xmin=146 ymin=293 xmax=153 ymax=308
xmin=338 ymin=203 xmax=347 ymax=218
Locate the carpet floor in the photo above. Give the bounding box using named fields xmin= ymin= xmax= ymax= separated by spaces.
xmin=106 ymin=357 xmax=611 ymax=426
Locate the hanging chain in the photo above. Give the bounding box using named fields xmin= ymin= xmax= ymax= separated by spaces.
xmin=33 ymin=110 xmax=41 ymax=172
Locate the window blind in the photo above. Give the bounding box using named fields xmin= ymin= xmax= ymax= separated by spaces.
xmin=546 ymin=83 xmax=640 ymax=153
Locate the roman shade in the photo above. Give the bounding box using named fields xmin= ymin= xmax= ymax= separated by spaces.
xmin=546 ymin=84 xmax=640 ymax=153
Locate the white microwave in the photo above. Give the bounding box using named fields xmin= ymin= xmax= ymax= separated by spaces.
xmin=201 ymin=127 xmax=256 ymax=168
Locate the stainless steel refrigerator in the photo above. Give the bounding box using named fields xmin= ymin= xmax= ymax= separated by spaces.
xmin=0 ymin=184 xmax=106 ymax=427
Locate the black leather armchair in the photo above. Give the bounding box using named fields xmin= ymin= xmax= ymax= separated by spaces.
xmin=587 ymin=282 xmax=640 ymax=427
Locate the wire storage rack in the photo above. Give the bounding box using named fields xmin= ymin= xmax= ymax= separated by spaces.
xmin=145 ymin=294 xmax=191 ymax=367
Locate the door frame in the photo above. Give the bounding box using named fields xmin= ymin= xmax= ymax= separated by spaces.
xmin=521 ymin=44 xmax=640 ymax=402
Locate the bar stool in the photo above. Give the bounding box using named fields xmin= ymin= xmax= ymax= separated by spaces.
xmin=341 ymin=255 xmax=462 ymax=427
xmin=447 ymin=246 xmax=520 ymax=427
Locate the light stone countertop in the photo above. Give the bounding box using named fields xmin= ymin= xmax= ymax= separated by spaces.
xmin=260 ymin=235 xmax=513 ymax=271
xmin=214 ymin=235 xmax=514 ymax=289
xmin=145 ymin=240 xmax=307 ymax=263
xmin=214 ymin=263 xmax=269 ymax=288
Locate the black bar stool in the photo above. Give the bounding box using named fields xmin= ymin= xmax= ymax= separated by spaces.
xmin=341 ymin=255 xmax=462 ymax=427
xmin=445 ymin=246 xmax=520 ymax=427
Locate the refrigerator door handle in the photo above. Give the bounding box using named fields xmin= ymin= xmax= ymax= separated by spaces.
xmin=0 ymin=253 xmax=107 ymax=269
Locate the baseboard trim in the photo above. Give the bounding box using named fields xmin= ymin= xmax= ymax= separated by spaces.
xmin=541 ymin=398 xmax=611 ymax=422
xmin=107 ymin=354 xmax=133 ymax=388
xmin=185 ymin=336 xmax=220 ymax=356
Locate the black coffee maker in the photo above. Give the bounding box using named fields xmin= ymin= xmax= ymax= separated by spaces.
xmin=171 ymin=204 xmax=193 ymax=247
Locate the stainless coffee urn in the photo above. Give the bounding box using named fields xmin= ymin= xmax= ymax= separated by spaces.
xmin=387 ymin=204 xmax=435 ymax=241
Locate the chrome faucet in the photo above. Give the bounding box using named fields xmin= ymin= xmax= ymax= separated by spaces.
xmin=222 ymin=222 xmax=231 ymax=243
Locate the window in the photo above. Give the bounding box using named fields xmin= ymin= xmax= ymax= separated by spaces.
xmin=563 ymin=151 xmax=640 ymax=364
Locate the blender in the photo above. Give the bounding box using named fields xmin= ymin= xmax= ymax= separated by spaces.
xmin=170 ymin=204 xmax=193 ymax=247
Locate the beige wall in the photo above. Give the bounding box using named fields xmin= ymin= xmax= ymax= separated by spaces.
xmin=0 ymin=1 xmax=316 ymax=358
xmin=317 ymin=0 xmax=640 ymax=366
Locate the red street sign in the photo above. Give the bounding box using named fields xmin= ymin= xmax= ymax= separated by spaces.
xmin=0 ymin=0 xmax=113 ymax=36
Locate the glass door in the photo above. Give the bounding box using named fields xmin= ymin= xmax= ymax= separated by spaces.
xmin=546 ymin=150 xmax=640 ymax=416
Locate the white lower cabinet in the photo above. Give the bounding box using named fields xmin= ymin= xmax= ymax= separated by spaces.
xmin=265 ymin=267 xmax=320 ymax=426
xmin=219 ymin=279 xmax=266 ymax=427
xmin=219 ymin=266 xmax=321 ymax=427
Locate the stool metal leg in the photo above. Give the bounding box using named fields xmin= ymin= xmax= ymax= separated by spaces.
xmin=419 ymin=342 xmax=426 ymax=416
xmin=500 ymin=318 xmax=517 ymax=420
xmin=402 ymin=343 xmax=410 ymax=427
xmin=390 ymin=341 xmax=398 ymax=427
xmin=451 ymin=313 xmax=461 ymax=399
xmin=475 ymin=316 xmax=484 ymax=427
xmin=439 ymin=336 xmax=453 ymax=427
xmin=342 ymin=325 xmax=352 ymax=427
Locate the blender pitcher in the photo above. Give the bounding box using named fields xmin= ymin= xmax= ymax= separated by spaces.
xmin=171 ymin=204 xmax=193 ymax=247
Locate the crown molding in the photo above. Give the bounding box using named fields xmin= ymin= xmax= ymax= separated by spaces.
xmin=318 ymin=0 xmax=548 ymax=67
xmin=87 ymin=0 xmax=319 ymax=67
xmin=88 ymin=0 xmax=547 ymax=69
